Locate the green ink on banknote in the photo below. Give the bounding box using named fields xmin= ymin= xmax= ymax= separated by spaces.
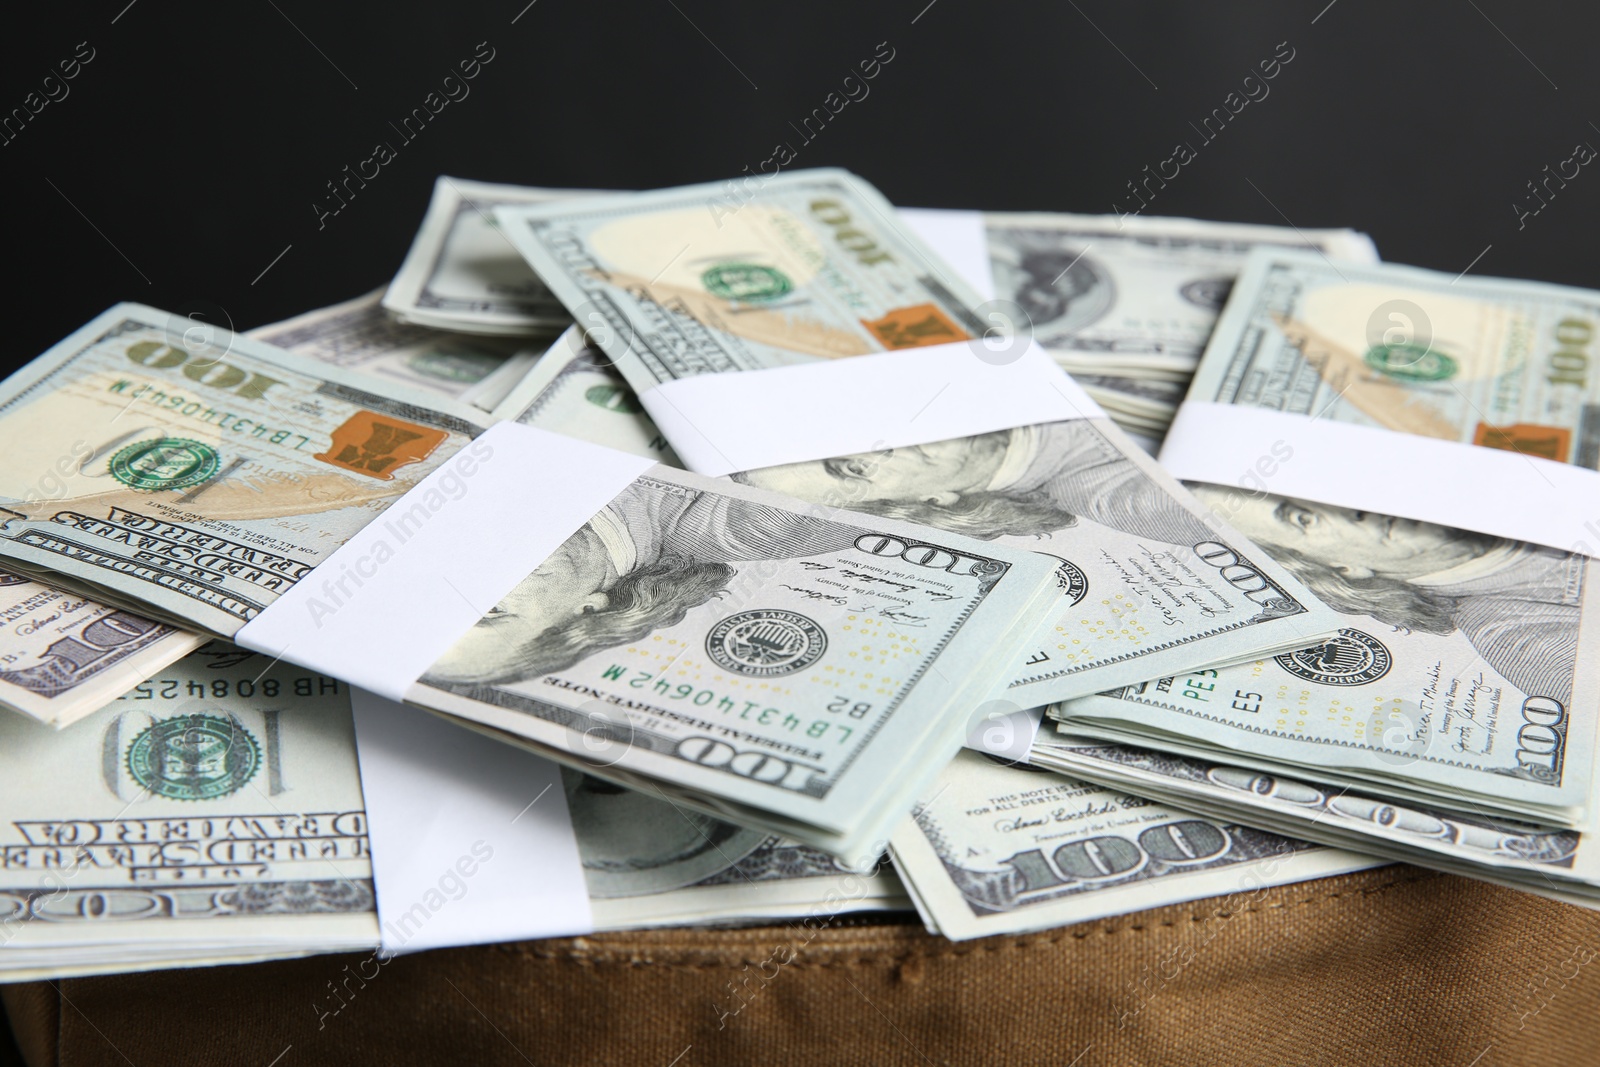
xmin=109 ymin=438 xmax=221 ymax=492
xmin=701 ymin=264 xmax=793 ymax=302
xmin=405 ymin=350 xmax=495 ymax=384
xmin=584 ymin=384 xmax=644 ymax=414
xmin=126 ymin=713 xmax=260 ymax=800
xmin=1363 ymin=343 xmax=1457 ymax=382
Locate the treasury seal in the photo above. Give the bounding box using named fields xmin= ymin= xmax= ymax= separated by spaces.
xmin=1363 ymin=342 xmax=1457 ymax=382
xmin=126 ymin=713 xmax=260 ymax=800
xmin=700 ymin=263 xmax=793 ymax=302
xmin=1274 ymin=629 xmax=1393 ymax=686
xmin=109 ymin=438 xmax=220 ymax=492
xmin=706 ymin=610 xmax=827 ymax=677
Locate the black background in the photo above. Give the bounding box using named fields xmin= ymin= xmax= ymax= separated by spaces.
xmin=5 ymin=0 xmax=1598 ymax=373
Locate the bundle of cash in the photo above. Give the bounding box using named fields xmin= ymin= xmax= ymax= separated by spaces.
xmin=0 ymin=303 xmax=489 ymax=636
xmin=982 ymin=213 xmax=1377 ymax=441
xmin=1053 ymin=252 xmax=1600 ymax=839
xmin=1029 ymin=732 xmax=1600 ymax=908
xmin=407 ymin=462 xmax=1061 ymax=865
xmin=382 ymin=177 xmax=585 ymax=336
xmin=249 ymin=289 xmax=539 ymax=411
xmin=0 ymin=646 xmax=378 ymax=980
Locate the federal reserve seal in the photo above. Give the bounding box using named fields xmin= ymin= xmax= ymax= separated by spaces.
xmin=109 ymin=438 xmax=220 ymax=492
xmin=126 ymin=713 xmax=260 ymax=800
xmin=1274 ymin=629 xmax=1393 ymax=686
xmin=706 ymin=610 xmax=827 ymax=677
xmin=700 ymin=263 xmax=793 ymax=302
xmin=1044 ymin=555 xmax=1089 ymax=606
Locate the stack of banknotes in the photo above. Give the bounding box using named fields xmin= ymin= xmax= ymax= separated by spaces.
xmin=0 ymin=168 xmax=1592 ymax=978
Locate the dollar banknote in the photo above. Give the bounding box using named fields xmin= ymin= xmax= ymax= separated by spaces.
xmin=408 ymin=465 xmax=1062 ymax=865
xmin=383 ymin=176 xmax=585 ymax=335
xmin=887 ymin=748 xmax=1377 ymax=940
xmin=566 ymin=769 xmax=906 ymax=929
xmin=1029 ymin=732 xmax=1600 ymax=905
xmin=0 ymin=304 xmax=489 ymax=637
xmin=492 ymin=168 xmax=995 ymax=398
xmin=1186 ymin=247 xmax=1600 ymax=466
xmin=0 ymin=643 xmax=378 ymax=980
xmin=0 ymin=568 xmax=204 ymax=728
xmin=732 ymin=419 xmax=1343 ymax=705
xmin=248 ymin=289 xmax=538 ymax=409
xmin=489 ymin=327 xmax=680 ymax=464
xmin=985 ymin=213 xmax=1378 ymax=375
xmin=1054 ymin=487 xmax=1600 ymax=828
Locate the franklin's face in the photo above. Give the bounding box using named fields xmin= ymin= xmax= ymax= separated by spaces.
xmin=1201 ymin=489 xmax=1484 ymax=580
xmin=428 ymin=525 xmax=616 ymax=682
xmin=736 ymin=433 xmax=1009 ymax=507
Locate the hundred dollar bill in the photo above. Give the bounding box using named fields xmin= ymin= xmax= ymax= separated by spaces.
xmin=0 ymin=304 xmax=488 ymax=638
xmin=985 ymin=213 xmax=1378 ymax=375
xmin=1029 ymin=733 xmax=1600 ymax=905
xmin=1054 ymin=487 xmax=1600 ymax=827
xmin=0 ymin=643 xmax=377 ymax=980
xmin=1187 ymin=247 xmax=1600 ymax=466
xmin=409 ymin=466 xmax=1062 ymax=865
xmin=383 ymin=176 xmax=584 ymax=335
xmin=248 ymin=289 xmax=537 ymax=410
xmin=0 ymin=568 xmax=204 ymax=728
xmin=732 ymin=419 xmax=1343 ymax=705
xmin=567 ymin=769 xmax=906 ymax=929
xmin=489 ymin=327 xmax=680 ymax=464
xmin=887 ymin=748 xmax=1377 ymax=940
xmin=493 ymin=168 xmax=995 ymax=399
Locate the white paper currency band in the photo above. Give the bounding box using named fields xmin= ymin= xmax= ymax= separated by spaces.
xmin=1161 ymin=401 xmax=1600 ymax=557
xmin=351 ymin=690 xmax=593 ymax=953
xmin=638 ymin=339 xmax=1105 ymax=477
xmin=236 ymin=422 xmax=655 ymax=699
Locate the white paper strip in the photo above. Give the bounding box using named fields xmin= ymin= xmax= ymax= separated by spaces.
xmin=639 ymin=339 xmax=1104 ymax=477
xmin=351 ymin=689 xmax=593 ymax=954
xmin=1161 ymin=401 xmax=1600 ymax=558
xmin=237 ymin=422 xmax=655 ymax=699
xmin=898 ymin=207 xmax=997 ymax=299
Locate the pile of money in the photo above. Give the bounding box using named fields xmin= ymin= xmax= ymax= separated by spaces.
xmin=1047 ymin=250 xmax=1600 ymax=901
xmin=3 ymin=164 xmax=1595 ymax=976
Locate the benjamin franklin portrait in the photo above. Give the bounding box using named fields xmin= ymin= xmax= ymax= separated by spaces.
xmin=1192 ymin=487 xmax=1584 ymax=704
xmin=425 ymin=479 xmax=866 ymax=687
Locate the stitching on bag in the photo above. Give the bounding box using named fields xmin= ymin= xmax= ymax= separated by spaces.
xmin=497 ymin=870 xmax=1442 ymax=969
